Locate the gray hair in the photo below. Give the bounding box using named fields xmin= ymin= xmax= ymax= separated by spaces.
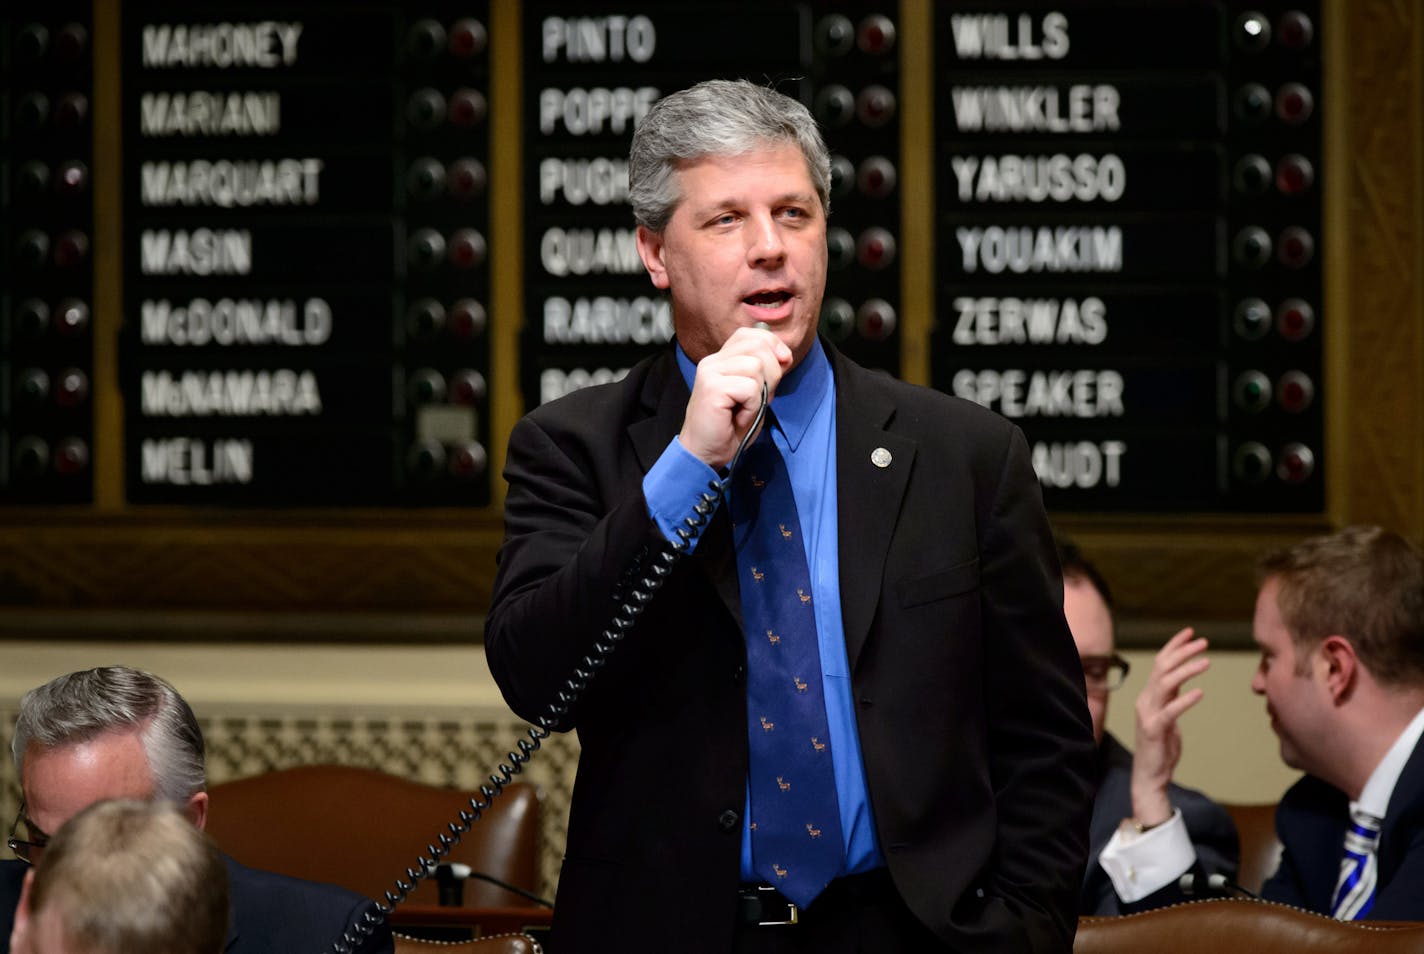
xmin=28 ymin=799 xmax=229 ymax=954
xmin=13 ymin=667 xmax=207 ymax=803
xmin=629 ymin=78 xmax=832 ymax=232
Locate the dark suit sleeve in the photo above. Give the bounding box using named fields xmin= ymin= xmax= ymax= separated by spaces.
xmin=971 ymin=426 xmax=1097 ymax=951
xmin=486 ymin=411 xmax=668 ymax=728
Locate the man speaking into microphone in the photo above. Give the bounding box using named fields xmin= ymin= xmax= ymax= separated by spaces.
xmin=486 ymin=79 xmax=1094 ymax=954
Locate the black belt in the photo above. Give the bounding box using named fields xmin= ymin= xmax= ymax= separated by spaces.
xmin=736 ymin=869 xmax=895 ymax=927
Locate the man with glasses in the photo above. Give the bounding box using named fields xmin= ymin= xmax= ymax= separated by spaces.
xmin=1057 ymin=537 xmax=1239 ymax=914
xmin=1 ymin=667 xmax=392 ymax=954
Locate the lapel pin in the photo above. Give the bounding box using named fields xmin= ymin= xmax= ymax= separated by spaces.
xmin=871 ymin=447 xmax=892 ymax=468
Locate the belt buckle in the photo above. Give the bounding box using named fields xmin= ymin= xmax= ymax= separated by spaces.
xmin=755 ymin=885 xmax=799 ymax=926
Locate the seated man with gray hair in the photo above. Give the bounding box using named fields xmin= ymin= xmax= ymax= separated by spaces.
xmin=1 ymin=667 xmax=392 ymax=954
xmin=9 ymin=799 xmax=228 ymax=954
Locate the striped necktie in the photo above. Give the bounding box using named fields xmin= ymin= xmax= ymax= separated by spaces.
xmin=732 ymin=427 xmax=844 ymax=908
xmin=1331 ymin=807 xmax=1383 ymax=920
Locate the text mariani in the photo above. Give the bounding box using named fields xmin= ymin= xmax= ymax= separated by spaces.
xmin=140 ymin=92 xmax=280 ymax=138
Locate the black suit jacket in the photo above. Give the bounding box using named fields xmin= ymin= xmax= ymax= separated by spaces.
xmin=0 ymin=855 xmax=391 ymax=954
xmin=487 ymin=343 xmax=1096 ymax=953
xmin=1263 ymin=733 xmax=1424 ymax=919
xmin=1081 ymin=733 xmax=1239 ymax=914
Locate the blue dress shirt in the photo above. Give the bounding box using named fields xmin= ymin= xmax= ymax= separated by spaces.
xmin=642 ymin=338 xmax=885 ymax=883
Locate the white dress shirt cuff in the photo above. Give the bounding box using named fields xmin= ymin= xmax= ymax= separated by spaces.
xmin=1097 ymin=809 xmax=1197 ymax=903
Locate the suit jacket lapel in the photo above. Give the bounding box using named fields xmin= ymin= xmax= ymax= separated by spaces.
xmin=831 ymin=349 xmax=914 ymax=673
xmin=627 ymin=350 xmax=742 ymax=630
xmin=1381 ymin=733 xmax=1424 ymax=876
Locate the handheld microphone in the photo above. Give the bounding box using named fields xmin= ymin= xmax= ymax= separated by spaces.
xmin=1178 ymin=871 xmax=1264 ymax=901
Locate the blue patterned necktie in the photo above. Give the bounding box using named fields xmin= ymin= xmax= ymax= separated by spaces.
xmin=1331 ymin=807 xmax=1382 ymax=919
xmin=732 ymin=427 xmax=844 ymax=908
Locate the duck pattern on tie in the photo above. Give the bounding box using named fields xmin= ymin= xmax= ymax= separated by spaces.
xmin=732 ymin=430 xmax=844 ymax=908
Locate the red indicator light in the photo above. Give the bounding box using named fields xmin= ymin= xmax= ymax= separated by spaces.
xmin=1277 ymin=12 xmax=1314 ymax=49
xmin=55 ymin=92 xmax=88 ymax=128
xmin=856 ymin=86 xmax=896 ymax=127
xmin=449 ymin=443 xmax=488 ymax=479
xmin=448 ymin=88 xmax=487 ymax=128
xmin=856 ymin=228 xmax=897 ymax=269
xmin=55 ymin=368 xmax=89 ymax=408
xmin=447 ymin=158 xmax=487 ymax=200
xmin=1277 ymin=227 xmax=1315 ymax=268
xmin=54 ymin=438 xmax=89 ymax=476
xmin=857 ymin=15 xmax=896 ymax=55
xmin=448 ymin=299 xmax=487 ymax=339
xmin=1277 ymin=443 xmax=1315 ymax=483
xmin=55 ymin=23 xmax=88 ymax=62
xmin=58 ymin=160 xmax=89 ymax=196
xmin=1277 ymin=371 xmax=1314 ymax=413
xmin=449 ymin=19 xmax=488 ymax=58
xmin=53 ymin=230 xmax=89 ymax=268
xmin=1275 ymin=84 xmax=1314 ymax=124
xmin=856 ymin=299 xmax=897 ymax=341
xmin=449 ymin=370 xmax=487 ymax=406
xmin=448 ymin=229 xmax=487 ymax=270
xmin=857 ymin=157 xmax=897 ymax=198
xmin=1275 ymin=299 xmax=1315 ymax=341
xmin=1275 ymin=155 xmax=1314 ymax=194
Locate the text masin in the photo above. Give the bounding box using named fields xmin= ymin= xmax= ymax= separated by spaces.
xmin=141 ymin=298 xmax=332 ymax=347
xmin=140 ymin=369 xmax=322 ymax=417
xmin=956 ymin=226 xmax=1122 ymax=274
xmin=1033 ymin=440 xmax=1126 ymax=489
xmin=538 ymin=86 xmax=658 ymax=136
xmin=541 ymin=228 xmax=642 ymax=276
xmin=544 ymin=296 xmax=672 ymax=345
xmin=140 ymin=92 xmax=280 ymax=137
xmin=141 ymin=438 xmax=254 ymax=486
xmin=141 ymin=229 xmax=252 ymax=275
xmin=951 ymin=368 xmax=1124 ymax=418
